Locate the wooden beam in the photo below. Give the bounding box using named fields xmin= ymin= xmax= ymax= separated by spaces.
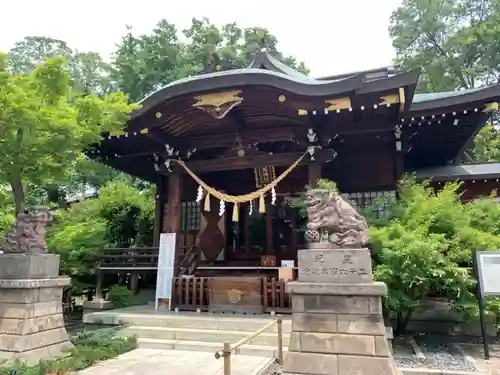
xmin=188 ymin=126 xmax=303 ymax=149
xmin=183 ymin=150 xmax=334 ymax=174
xmin=308 ymin=163 xmax=322 ymax=187
xmin=187 ymin=124 xmax=394 ymax=151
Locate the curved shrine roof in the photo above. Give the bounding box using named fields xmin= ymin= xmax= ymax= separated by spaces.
xmin=130 ymin=50 xmax=500 ymax=123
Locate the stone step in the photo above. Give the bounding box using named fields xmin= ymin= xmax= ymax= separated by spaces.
xmin=119 ymin=326 xmax=290 ymax=347
xmin=138 ymin=338 xmax=289 ymax=358
xmin=105 ymin=313 xmax=292 ymax=333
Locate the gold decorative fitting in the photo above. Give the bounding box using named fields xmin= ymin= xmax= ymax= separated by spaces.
xmin=379 ymin=94 xmax=400 ymax=106
xmin=325 ymin=97 xmax=351 ymax=111
xmin=215 ymin=65 xmax=222 ymax=71
xmin=278 ymin=95 xmax=286 ymax=102
xmin=298 ymin=109 xmax=308 ymax=116
xmin=193 ymin=90 xmax=243 ymax=119
xmin=483 ymin=102 xmax=499 ymax=113
xmin=139 ymin=128 xmax=149 ymax=134
xmin=109 ymin=130 xmax=125 ymax=136
xmin=398 ymin=87 xmax=406 ymax=113
xmin=156 ymin=112 xmax=162 ymax=118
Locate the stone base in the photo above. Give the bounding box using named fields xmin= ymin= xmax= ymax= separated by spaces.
xmin=83 ymin=300 xmax=113 ymax=315
xmin=0 ymin=276 xmax=73 ymax=365
xmin=284 ymin=248 xmax=399 ymax=375
xmin=0 ymin=253 xmax=60 ymax=279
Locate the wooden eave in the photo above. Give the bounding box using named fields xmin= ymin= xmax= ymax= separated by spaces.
xmin=402 ymin=111 xmax=491 ymax=169
xmin=407 ymin=84 xmax=500 ymax=116
xmin=411 ymin=162 xmax=500 ymax=182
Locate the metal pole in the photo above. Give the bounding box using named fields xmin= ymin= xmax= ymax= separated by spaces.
xmin=473 ymin=250 xmax=490 ymax=360
xmin=277 ymin=317 xmax=284 ymax=365
xmin=223 ymin=342 xmax=231 ymax=375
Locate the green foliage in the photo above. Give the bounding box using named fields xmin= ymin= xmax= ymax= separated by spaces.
xmin=368 ymin=178 xmax=500 ymax=334
xmin=0 ymin=53 xmax=136 ymax=214
xmin=0 ymin=328 xmax=137 ymax=375
xmin=46 ymin=179 xmax=154 ymax=291
xmin=107 ymin=285 xmax=138 ymax=308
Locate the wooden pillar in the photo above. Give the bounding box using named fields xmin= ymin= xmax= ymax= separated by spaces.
xmin=244 ymin=205 xmax=250 ymax=256
xmin=95 ymin=271 xmax=103 ymax=301
xmin=266 ymin=199 xmax=273 ymax=254
xmin=129 ymin=273 xmax=139 ymax=294
xmin=153 ymin=177 xmax=164 ymax=247
xmin=308 ymin=163 xmax=322 ymax=188
xmin=165 ymin=173 xmax=182 ymax=233
xmin=165 ymin=173 xmax=182 ymax=267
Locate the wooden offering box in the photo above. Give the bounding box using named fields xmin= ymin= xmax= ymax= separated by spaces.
xmin=209 ymin=277 xmax=263 ymax=314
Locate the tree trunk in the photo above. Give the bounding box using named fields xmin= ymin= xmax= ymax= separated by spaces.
xmin=10 ymin=174 xmax=25 ymax=215
xmin=395 ymin=308 xmax=414 ymax=336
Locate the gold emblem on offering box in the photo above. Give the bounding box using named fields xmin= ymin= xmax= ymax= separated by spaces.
xmin=228 ymin=288 xmax=243 ymax=304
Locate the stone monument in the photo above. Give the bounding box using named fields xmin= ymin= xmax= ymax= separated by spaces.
xmin=0 ymin=206 xmax=73 ymax=364
xmin=283 ymin=189 xmax=399 ymax=375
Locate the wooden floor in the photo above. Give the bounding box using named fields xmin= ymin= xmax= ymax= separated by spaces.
xmin=77 ymin=349 xmax=275 ymax=375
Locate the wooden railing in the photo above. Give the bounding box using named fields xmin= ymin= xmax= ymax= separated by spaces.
xmin=95 ymin=247 xmax=160 ymax=270
xmin=214 ymin=317 xmax=284 ymax=375
xmin=263 ymin=278 xmax=291 ymax=313
xmin=171 ymin=276 xmax=291 ymax=313
xmin=172 ymin=276 xmax=210 ymax=310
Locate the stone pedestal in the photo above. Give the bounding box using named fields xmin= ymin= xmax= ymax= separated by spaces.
xmin=0 ymin=254 xmax=73 ymax=364
xmin=283 ymin=247 xmax=399 ymax=375
xmin=82 ymin=300 xmax=113 ymax=315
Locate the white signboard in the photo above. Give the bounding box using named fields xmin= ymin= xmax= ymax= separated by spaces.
xmin=155 ymin=233 xmax=176 ymax=310
xmin=281 ymin=260 xmax=295 ymax=269
xmin=476 ymin=251 xmax=500 ymax=296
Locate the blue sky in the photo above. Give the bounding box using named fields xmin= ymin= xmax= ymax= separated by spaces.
xmin=1 ymin=0 xmax=403 ymax=77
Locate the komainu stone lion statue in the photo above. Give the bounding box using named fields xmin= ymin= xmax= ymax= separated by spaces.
xmin=305 ymin=188 xmax=368 ymax=248
xmin=1 ymin=206 xmax=53 ymax=254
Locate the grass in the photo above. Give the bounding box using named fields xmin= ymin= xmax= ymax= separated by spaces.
xmin=0 ymin=327 xmax=137 ymax=375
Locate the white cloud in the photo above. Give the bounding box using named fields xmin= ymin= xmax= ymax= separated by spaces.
xmin=1 ymin=0 xmax=402 ymax=76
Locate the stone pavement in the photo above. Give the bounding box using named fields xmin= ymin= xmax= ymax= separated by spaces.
xmin=77 ymin=348 xmax=274 ymax=375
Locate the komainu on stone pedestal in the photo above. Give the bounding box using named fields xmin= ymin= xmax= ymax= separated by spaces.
xmin=304 ymin=188 xmax=368 ymax=248
xmin=0 ymin=207 xmax=73 ymax=364
xmin=283 ymin=188 xmax=399 ymax=375
xmin=1 ymin=206 xmax=53 ymax=254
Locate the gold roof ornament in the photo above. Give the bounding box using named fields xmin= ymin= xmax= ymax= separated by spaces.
xmin=192 ymin=90 xmax=243 ymax=119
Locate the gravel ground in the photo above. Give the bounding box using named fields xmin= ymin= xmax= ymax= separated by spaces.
xmin=402 ymin=334 xmax=478 ymax=372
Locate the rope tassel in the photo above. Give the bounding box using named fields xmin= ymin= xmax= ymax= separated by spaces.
xmin=204 ymin=193 xmax=211 ymax=212
xmin=232 ymin=202 xmax=239 ymax=222
xmin=259 ymin=194 xmax=265 ymax=213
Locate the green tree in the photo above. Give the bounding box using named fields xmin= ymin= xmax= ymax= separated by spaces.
xmin=0 ymin=53 xmax=135 ymax=214
xmin=390 ymin=0 xmax=500 ymax=92
xmin=111 ymin=18 xmax=309 ymax=102
xmin=369 ymin=179 xmax=500 ymax=335
xmin=390 ymin=0 xmax=500 ymax=161
xmin=8 ymin=36 xmax=72 ymax=74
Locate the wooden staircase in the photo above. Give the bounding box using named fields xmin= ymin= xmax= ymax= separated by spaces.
xmin=177 ymin=245 xmax=200 ymax=276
